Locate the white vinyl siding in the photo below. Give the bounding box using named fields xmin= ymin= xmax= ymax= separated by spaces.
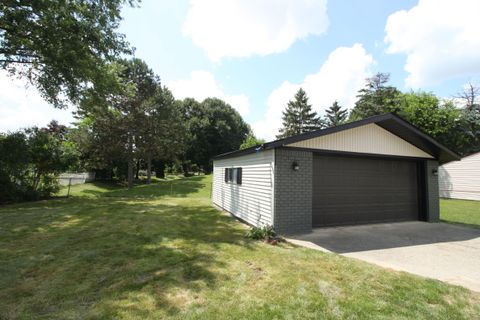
xmin=212 ymin=149 xmax=274 ymax=227
xmin=287 ymin=123 xmax=434 ymax=159
xmin=439 ymin=152 xmax=480 ymax=201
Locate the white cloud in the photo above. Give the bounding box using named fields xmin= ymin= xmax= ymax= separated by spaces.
xmin=0 ymin=72 xmax=75 ymax=132
xmin=252 ymin=43 xmax=374 ymax=140
xmin=167 ymin=70 xmax=250 ymax=116
xmin=183 ymin=0 xmax=329 ymax=61
xmin=385 ymin=0 xmax=480 ymax=87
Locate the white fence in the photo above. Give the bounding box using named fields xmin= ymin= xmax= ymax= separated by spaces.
xmin=58 ymin=172 xmax=96 ymax=186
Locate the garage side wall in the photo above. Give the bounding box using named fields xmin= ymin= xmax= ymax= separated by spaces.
xmin=212 ymin=149 xmax=275 ymax=227
xmin=273 ymin=149 xmax=313 ymax=234
xmin=426 ymin=160 xmax=440 ymax=222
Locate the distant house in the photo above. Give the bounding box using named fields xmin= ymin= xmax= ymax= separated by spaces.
xmin=211 ymin=113 xmax=459 ymax=235
xmin=439 ymin=151 xmax=480 ymax=201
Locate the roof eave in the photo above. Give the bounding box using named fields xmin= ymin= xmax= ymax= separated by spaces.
xmin=212 ymin=113 xmax=461 ymax=163
xmin=212 ymin=144 xmax=270 ymax=160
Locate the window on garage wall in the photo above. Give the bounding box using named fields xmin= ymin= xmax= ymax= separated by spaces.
xmin=224 ymin=168 xmax=242 ymax=185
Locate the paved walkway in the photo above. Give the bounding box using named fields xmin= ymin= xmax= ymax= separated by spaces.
xmin=288 ymin=222 xmax=480 ymax=292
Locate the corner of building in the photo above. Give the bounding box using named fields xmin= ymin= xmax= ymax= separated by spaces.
xmin=273 ymin=148 xmax=313 ymax=235
xmin=426 ymin=160 xmax=440 ymax=222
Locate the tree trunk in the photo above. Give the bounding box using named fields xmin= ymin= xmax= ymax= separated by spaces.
xmin=127 ymin=136 xmax=134 ymax=189
xmin=182 ymin=162 xmax=189 ymax=177
xmin=155 ymin=161 xmax=165 ymax=178
xmin=147 ymin=155 xmax=152 ymax=184
xmin=127 ymin=157 xmax=134 ymax=189
xmin=135 ymin=159 xmax=140 ymax=180
xmin=32 ymin=170 xmax=40 ymax=192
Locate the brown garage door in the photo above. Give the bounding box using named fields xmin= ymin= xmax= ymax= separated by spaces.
xmin=313 ymin=154 xmax=419 ymax=227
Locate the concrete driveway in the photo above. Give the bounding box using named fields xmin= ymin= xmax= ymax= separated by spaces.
xmin=288 ymin=222 xmax=480 ymax=292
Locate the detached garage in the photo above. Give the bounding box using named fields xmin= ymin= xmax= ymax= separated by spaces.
xmin=212 ymin=114 xmax=460 ymax=234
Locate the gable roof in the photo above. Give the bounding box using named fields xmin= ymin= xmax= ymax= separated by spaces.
xmin=286 ymin=123 xmax=435 ymax=159
xmin=214 ymin=113 xmax=461 ymax=164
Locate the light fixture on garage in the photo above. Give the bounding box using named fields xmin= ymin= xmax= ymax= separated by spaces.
xmin=432 ymin=168 xmax=438 ymax=176
xmin=292 ymin=161 xmax=300 ymax=171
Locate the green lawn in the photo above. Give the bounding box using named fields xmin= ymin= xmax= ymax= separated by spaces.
xmin=1 ymin=176 xmax=479 ymax=319
xmin=441 ymin=198 xmax=480 ymax=228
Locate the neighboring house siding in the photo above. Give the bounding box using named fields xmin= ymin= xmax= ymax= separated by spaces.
xmin=274 ymin=149 xmax=313 ymax=234
xmin=286 ymin=123 xmax=434 ymax=159
xmin=439 ymin=152 xmax=480 ymax=201
xmin=212 ymin=149 xmax=275 ymax=227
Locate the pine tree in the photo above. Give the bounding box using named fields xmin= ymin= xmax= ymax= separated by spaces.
xmin=325 ymin=100 xmax=348 ymax=127
xmin=277 ymin=88 xmax=323 ymax=139
xmin=350 ymin=73 xmax=402 ymax=120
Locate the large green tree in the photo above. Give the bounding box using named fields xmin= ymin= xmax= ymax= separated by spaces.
xmin=112 ymin=58 xmax=159 ymax=188
xmin=324 ymin=100 xmax=348 ymax=127
xmin=398 ymin=91 xmax=462 ymax=152
xmin=350 ymin=73 xmax=402 ymax=120
xmin=77 ymin=58 xmax=159 ymax=188
xmin=138 ymin=87 xmax=186 ymax=183
xmin=180 ymin=97 xmax=250 ymax=172
xmin=0 ymin=0 xmax=136 ymax=107
xmin=277 ymin=88 xmax=323 ymax=139
xmin=71 ymin=115 xmax=128 ymax=180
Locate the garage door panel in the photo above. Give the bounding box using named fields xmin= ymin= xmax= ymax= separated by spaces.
xmin=317 ymin=195 xmax=417 ymax=206
xmin=317 ymin=206 xmax=419 ymax=226
xmin=318 ymin=189 xmax=416 ymax=199
xmin=317 ymin=202 xmax=418 ymax=214
xmin=313 ymin=155 xmax=419 ymax=227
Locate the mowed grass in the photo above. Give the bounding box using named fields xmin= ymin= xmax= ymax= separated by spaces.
xmin=441 ymin=198 xmax=480 ymax=229
xmin=1 ymin=176 xmax=479 ymax=319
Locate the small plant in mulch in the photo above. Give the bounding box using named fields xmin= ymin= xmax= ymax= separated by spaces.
xmin=245 ymin=225 xmax=284 ymax=245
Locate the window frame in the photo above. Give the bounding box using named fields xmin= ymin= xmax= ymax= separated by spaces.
xmin=225 ymin=167 xmax=242 ymax=185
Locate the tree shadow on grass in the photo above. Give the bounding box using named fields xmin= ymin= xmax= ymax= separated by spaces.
xmin=0 ymin=197 xmax=253 ymax=319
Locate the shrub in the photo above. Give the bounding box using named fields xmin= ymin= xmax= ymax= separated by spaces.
xmin=245 ymin=225 xmax=276 ymax=241
xmin=0 ymin=128 xmax=65 ymax=204
xmin=165 ymin=160 xmax=183 ymax=175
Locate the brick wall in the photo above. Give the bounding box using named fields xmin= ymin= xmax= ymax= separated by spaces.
xmin=426 ymin=160 xmax=440 ymax=222
xmin=273 ymin=148 xmax=313 ymax=235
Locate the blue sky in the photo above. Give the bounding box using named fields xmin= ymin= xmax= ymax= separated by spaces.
xmin=1 ymin=0 xmax=479 ymax=140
